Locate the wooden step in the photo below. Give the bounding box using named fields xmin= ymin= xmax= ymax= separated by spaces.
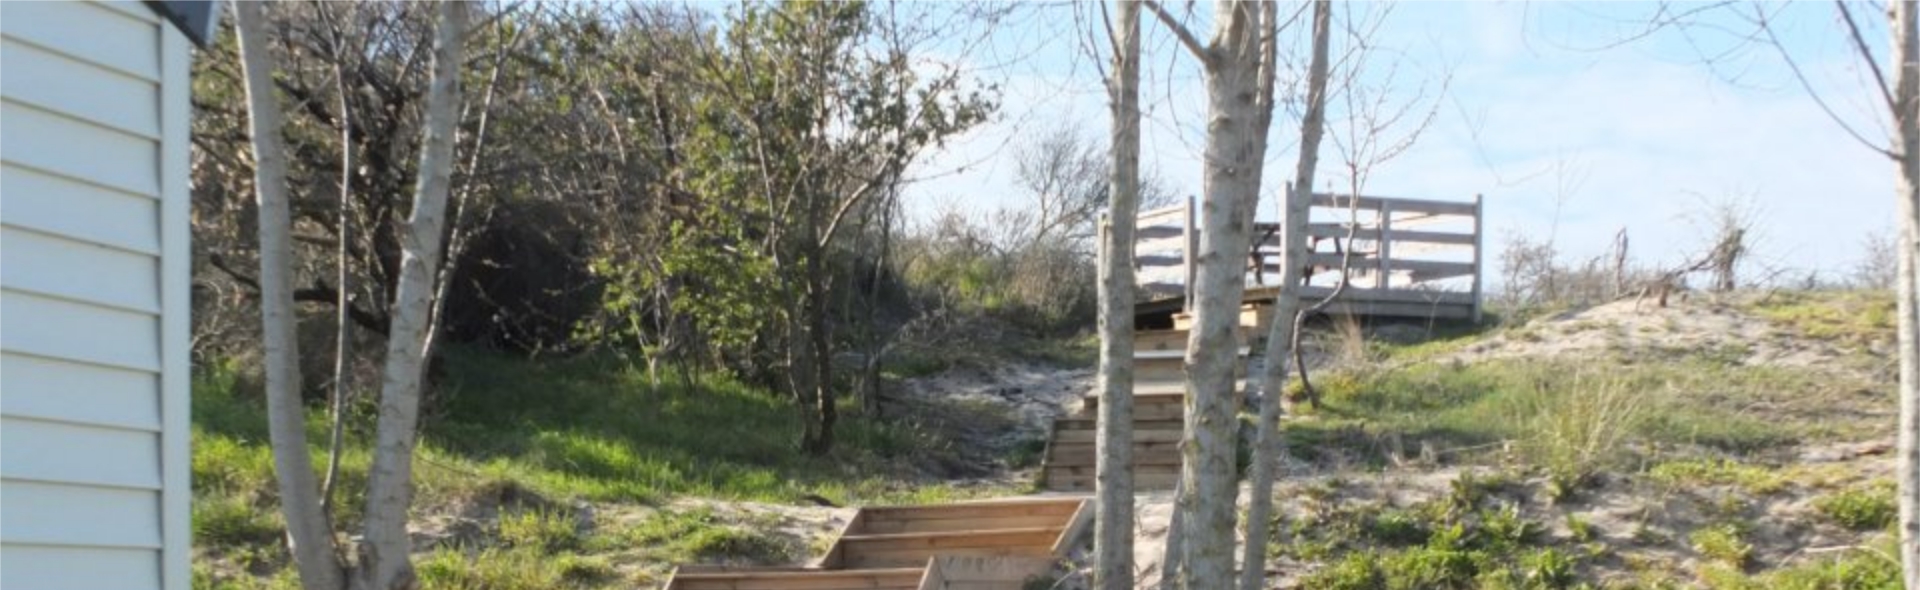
xmin=663 ymin=566 xmax=924 ymax=590
xmin=1052 ymin=418 xmax=1183 ymax=431
xmin=919 ymin=556 xmax=1057 ymax=590
xmin=1172 ymin=303 xmax=1272 ymax=331
xmin=852 ymin=498 xmax=1083 ymax=535
xmin=1133 ymin=328 xmax=1255 ymax=352
xmin=836 ymin=527 xmax=1065 ymax=569
xmin=1045 ymin=446 xmax=1183 ymax=467
xmin=1045 ymin=470 xmax=1180 ymax=491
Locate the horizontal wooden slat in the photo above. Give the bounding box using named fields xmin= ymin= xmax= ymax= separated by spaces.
xmin=1309 ymin=193 xmax=1478 ymax=216
xmin=667 ymin=567 xmax=924 ymax=590
xmin=1301 ymin=223 xmax=1475 ymax=245
xmin=1 ymin=226 xmax=160 ymax=313
xmin=1 ymin=544 xmax=160 ymax=590
xmin=1316 ymin=300 xmax=1477 ymax=320
xmin=1046 ymin=447 xmax=1183 ymax=467
xmin=0 ymin=289 xmax=160 ymax=371
xmin=1047 ymin=471 xmax=1179 ymax=491
xmin=1136 ymin=254 xmax=1184 ymax=267
xmin=1 ymin=417 xmax=161 ymax=489
xmin=1 ymin=353 xmax=160 ymax=431
xmin=0 ymin=480 xmax=160 ymax=548
xmin=839 ymin=528 xmax=1062 ymax=569
xmin=1 ymin=101 xmax=159 ymax=197
xmin=0 ymin=2 xmax=161 ymax=81
xmin=0 ymin=38 xmax=160 ymax=139
xmin=1 ymin=164 xmax=162 ymax=254
xmin=1054 ymin=429 xmax=1182 ymax=444
xmin=1297 ymin=285 xmax=1475 ymax=305
xmin=1306 ymin=254 xmax=1475 ymax=280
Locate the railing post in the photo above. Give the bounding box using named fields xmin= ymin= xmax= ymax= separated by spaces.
xmin=1376 ymin=201 xmax=1393 ymax=289
xmin=1182 ymin=195 xmax=1196 ymax=311
xmin=1470 ymin=193 xmax=1485 ymax=323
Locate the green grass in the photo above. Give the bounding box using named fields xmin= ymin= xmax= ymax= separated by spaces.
xmin=1815 ymin=484 xmax=1898 ymax=531
xmin=191 ymin=346 xmax=1013 ymax=588
xmin=1748 ymin=290 xmax=1895 ymax=348
xmin=1690 ymin=523 xmax=1753 ymax=569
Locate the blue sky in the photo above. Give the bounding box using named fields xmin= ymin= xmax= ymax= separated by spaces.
xmin=901 ymin=1 xmax=1898 ymax=286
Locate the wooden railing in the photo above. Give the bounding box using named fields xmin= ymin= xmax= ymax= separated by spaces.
xmin=1125 ymin=192 xmax=1485 ymax=321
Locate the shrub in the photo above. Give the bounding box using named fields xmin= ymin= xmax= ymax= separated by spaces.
xmin=1690 ymin=523 xmax=1752 ymax=569
xmin=1814 ymin=485 xmax=1897 ymax=531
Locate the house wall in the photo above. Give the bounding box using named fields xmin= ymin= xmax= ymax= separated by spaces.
xmin=0 ymin=2 xmax=193 ymax=589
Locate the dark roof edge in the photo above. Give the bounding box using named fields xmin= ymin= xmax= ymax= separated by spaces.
xmin=143 ymin=1 xmax=220 ymax=48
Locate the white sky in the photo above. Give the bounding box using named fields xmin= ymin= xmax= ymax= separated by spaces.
xmin=899 ymin=1 xmax=1900 ymax=286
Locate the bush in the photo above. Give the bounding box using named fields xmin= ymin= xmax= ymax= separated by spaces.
xmin=1815 ymin=485 xmax=1897 ymax=531
xmin=1690 ymin=523 xmax=1752 ymax=569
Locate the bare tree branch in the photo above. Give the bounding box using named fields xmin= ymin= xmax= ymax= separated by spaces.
xmin=1836 ymin=0 xmax=1899 ymax=113
xmin=1141 ymin=0 xmax=1209 ymax=62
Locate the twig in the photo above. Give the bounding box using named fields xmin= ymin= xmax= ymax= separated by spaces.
xmin=1140 ymin=0 xmax=1209 ymax=62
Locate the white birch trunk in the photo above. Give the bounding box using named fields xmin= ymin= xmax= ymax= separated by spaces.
xmin=1239 ymin=4 xmax=1331 ymax=589
xmin=1095 ymin=1 xmax=1142 ymax=588
xmin=357 ymin=3 xmax=467 ymax=589
xmin=1179 ymin=2 xmax=1272 ymax=587
xmin=1889 ymin=2 xmax=1920 ymax=586
xmin=233 ymin=3 xmax=348 ymax=588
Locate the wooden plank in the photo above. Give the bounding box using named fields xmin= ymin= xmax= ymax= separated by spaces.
xmin=1054 ymin=429 xmax=1182 ymax=444
xmin=1048 ymin=471 xmax=1179 ymax=491
xmin=1297 ymin=286 xmax=1475 ymax=305
xmin=1046 ymin=449 xmax=1183 ymax=468
xmin=918 ymin=556 xmax=1055 ymax=590
xmin=839 ymin=528 xmax=1063 ymax=569
xmin=1045 ymin=464 xmax=1181 ymax=476
xmin=668 ymin=567 xmax=925 ymax=590
xmin=1309 ymin=193 xmax=1477 ymax=216
xmin=1306 ymin=254 xmax=1474 ymax=281
xmin=1315 ymin=300 xmax=1476 ymax=319
xmin=1301 ymin=224 xmax=1474 ymax=245
xmin=1136 ymin=254 xmax=1184 ymax=267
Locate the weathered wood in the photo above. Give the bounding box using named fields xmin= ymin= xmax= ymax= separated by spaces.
xmin=1308 ymin=193 xmax=1478 ymax=216
xmin=667 ymin=566 xmax=925 ymax=590
xmin=1301 ymin=224 xmax=1474 ymax=245
xmin=917 ymin=556 xmax=1056 ymax=590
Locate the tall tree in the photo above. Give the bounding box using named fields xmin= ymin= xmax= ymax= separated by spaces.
xmin=233 ymin=3 xmax=345 ymax=588
xmin=234 ymin=1 xmax=467 ymax=587
xmin=1239 ymin=3 xmax=1332 ymax=588
xmin=1142 ymin=1 xmax=1286 ymax=586
xmin=1887 ymin=2 xmax=1918 ymax=585
xmin=1095 ymin=0 xmax=1142 ymax=587
xmin=359 ymin=1 xmax=467 ymax=588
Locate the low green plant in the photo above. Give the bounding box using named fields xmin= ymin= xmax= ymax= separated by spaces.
xmin=416 ymin=546 xmax=613 ymax=590
xmin=1814 ymin=484 xmax=1897 ymax=531
xmin=497 ymin=508 xmax=580 ymax=553
xmin=1300 ymin=552 xmax=1384 ymax=590
xmin=192 ymin=495 xmax=284 ymax=550
xmin=1517 ymin=547 xmax=1578 ymax=588
xmin=1689 ymin=523 xmax=1753 ymax=569
xmin=1646 ymin=458 xmax=1785 ymax=495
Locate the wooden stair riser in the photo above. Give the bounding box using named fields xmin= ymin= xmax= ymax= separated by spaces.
xmin=854 ymin=502 xmax=1081 ymax=536
xmin=666 ymin=568 xmax=924 ymax=590
xmin=1046 ymin=471 xmax=1179 ymax=491
xmin=838 ymin=528 xmax=1063 ymax=569
xmin=1044 ymin=446 xmax=1182 ymax=468
xmin=1133 ymin=328 xmax=1255 ymax=352
xmin=1171 ymin=304 xmax=1272 ymax=331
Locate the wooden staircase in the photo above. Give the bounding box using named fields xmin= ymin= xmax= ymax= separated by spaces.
xmin=1037 ymin=304 xmax=1272 ymax=492
xmin=661 ymin=497 xmax=1090 ymax=590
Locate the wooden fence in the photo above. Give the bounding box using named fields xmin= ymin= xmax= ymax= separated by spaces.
xmin=1124 ymin=192 xmax=1484 ymax=321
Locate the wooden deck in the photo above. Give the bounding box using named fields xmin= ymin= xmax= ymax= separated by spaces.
xmin=1130 ymin=192 xmax=1484 ymax=322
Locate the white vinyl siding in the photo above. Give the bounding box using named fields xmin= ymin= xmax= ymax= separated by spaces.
xmin=0 ymin=2 xmax=191 ymax=590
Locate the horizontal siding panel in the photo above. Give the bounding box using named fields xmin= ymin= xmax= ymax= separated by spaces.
xmin=1 ymin=226 xmax=160 ymax=313
xmin=0 ymin=353 xmax=160 ymax=431
xmin=0 ymin=1 xmax=160 ymax=81
xmin=1 ymin=417 xmax=161 ymax=489
xmin=0 ymin=479 xmax=160 ymax=548
xmin=0 ymin=289 xmax=160 ymax=371
xmin=1 ymin=38 xmax=161 ymax=138
xmin=0 ymin=163 xmax=163 ymax=253
xmin=93 ymin=0 xmax=163 ymax=23
xmin=1 ymin=544 xmax=160 ymax=590
xmin=0 ymin=101 xmax=159 ymax=197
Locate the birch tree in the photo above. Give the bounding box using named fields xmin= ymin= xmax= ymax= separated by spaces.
xmin=359 ymin=2 xmax=467 ymax=587
xmin=235 ymin=1 xmax=468 ymax=588
xmin=1140 ymin=1 xmax=1286 ymax=587
xmin=1239 ymin=3 xmax=1333 ymax=588
xmin=1888 ymin=3 xmax=1918 ymax=585
xmin=234 ymin=3 xmax=345 ymax=588
xmin=1094 ymin=1 xmax=1141 ymax=587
